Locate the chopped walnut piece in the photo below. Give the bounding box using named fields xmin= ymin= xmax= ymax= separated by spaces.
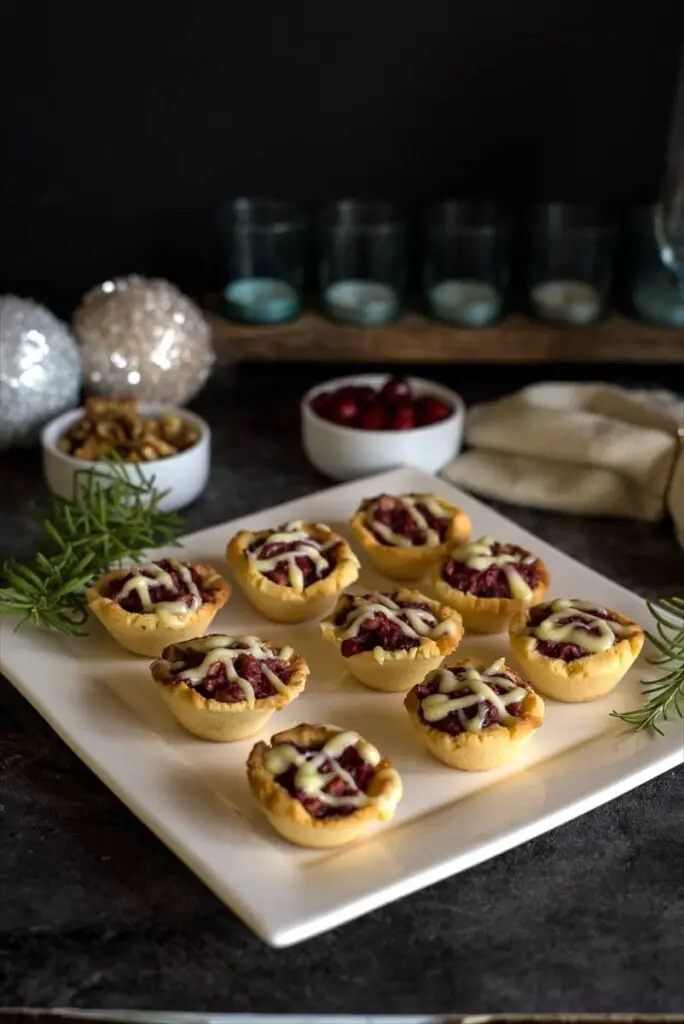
xmin=85 ymin=396 xmax=138 ymax=421
xmin=74 ymin=438 xmax=112 ymax=460
xmin=161 ymin=414 xmax=184 ymax=440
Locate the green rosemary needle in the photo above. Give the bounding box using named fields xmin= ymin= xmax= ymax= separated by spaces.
xmin=0 ymin=455 xmax=187 ymax=636
xmin=611 ymin=596 xmax=684 ymax=735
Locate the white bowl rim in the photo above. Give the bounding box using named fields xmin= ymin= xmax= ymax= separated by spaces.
xmin=301 ymin=373 xmax=465 ymax=436
xmin=40 ymin=403 xmax=209 ymax=470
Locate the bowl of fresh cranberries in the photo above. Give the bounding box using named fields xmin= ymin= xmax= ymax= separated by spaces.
xmin=301 ymin=374 xmax=465 ymax=480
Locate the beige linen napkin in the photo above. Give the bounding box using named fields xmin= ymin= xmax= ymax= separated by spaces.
xmin=443 ymin=383 xmax=683 ymax=535
xmin=670 ymin=443 xmax=684 ymax=548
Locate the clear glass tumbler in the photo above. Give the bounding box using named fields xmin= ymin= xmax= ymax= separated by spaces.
xmin=423 ymin=201 xmax=512 ymax=326
xmin=628 ymin=206 xmax=684 ymax=326
xmin=218 ymin=199 xmax=306 ymax=324
xmin=318 ymin=201 xmax=407 ymax=325
xmin=657 ymin=44 xmax=684 ymax=289
xmin=528 ymin=204 xmax=617 ymax=325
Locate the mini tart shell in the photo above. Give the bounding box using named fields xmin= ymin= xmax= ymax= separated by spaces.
xmin=150 ymin=641 xmax=309 ymax=742
xmin=85 ymin=563 xmax=230 ymax=658
xmin=247 ymin=723 xmax=403 ymax=849
xmin=320 ymin=588 xmax=464 ymax=693
xmin=404 ymin=657 xmax=545 ymax=771
xmin=508 ymin=607 xmax=645 ymax=703
xmin=226 ymin=521 xmax=360 ymax=624
xmin=349 ymin=495 xmax=472 ymax=581
xmin=429 ymin=554 xmax=551 ymax=634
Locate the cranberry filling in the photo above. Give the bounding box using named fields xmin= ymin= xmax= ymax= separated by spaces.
xmin=275 ymin=743 xmax=374 ymax=819
xmin=368 ymin=495 xmax=450 ymax=546
xmin=249 ymin=536 xmax=338 ymax=588
xmin=415 ymin=670 xmax=527 ymax=735
xmin=443 ymin=543 xmax=540 ymax=598
xmin=528 ymin=603 xmax=619 ymax=662
xmin=165 ymin=642 xmax=292 ymax=702
xmin=335 ymin=595 xmax=436 ymax=658
xmin=107 ymin=559 xmax=210 ymax=613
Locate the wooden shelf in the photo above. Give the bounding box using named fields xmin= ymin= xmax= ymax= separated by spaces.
xmin=205 ymin=302 xmax=684 ymax=365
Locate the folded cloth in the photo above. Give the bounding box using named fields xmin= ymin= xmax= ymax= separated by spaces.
xmin=670 ymin=445 xmax=684 ymax=549
xmin=443 ymin=383 xmax=683 ymax=532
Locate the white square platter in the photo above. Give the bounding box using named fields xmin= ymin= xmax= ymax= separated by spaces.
xmin=1 ymin=466 xmax=682 ymax=947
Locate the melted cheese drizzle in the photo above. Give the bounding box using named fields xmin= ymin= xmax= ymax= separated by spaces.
xmin=336 ymin=592 xmax=456 ymax=660
xmin=421 ymin=658 xmax=528 ymax=732
xmin=264 ymin=730 xmax=384 ymax=811
xmin=366 ymin=494 xmax=450 ymax=547
xmin=116 ymin=559 xmax=202 ymax=627
xmin=530 ymin=598 xmax=636 ymax=654
xmin=449 ymin=535 xmax=537 ymax=601
xmin=174 ymin=634 xmax=294 ymax=707
xmin=247 ymin=520 xmax=341 ymax=592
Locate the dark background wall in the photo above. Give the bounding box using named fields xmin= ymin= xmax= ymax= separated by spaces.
xmin=1 ymin=1 xmax=683 ymax=313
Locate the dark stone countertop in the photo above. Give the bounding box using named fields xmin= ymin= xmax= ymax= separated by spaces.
xmin=1 ymin=363 xmax=683 ymax=1014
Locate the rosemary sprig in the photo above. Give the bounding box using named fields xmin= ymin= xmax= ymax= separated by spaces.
xmin=0 ymin=455 xmax=186 ymax=635
xmin=611 ymin=596 xmax=684 ymax=735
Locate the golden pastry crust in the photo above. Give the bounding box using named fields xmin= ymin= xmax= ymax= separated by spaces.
xmin=430 ymin=556 xmax=550 ymax=634
xmin=350 ymin=493 xmax=472 ymax=581
xmin=509 ymin=604 xmax=645 ymax=703
xmin=247 ymin=723 xmax=403 ymax=848
xmin=320 ymin=588 xmax=464 ymax=692
xmin=85 ymin=562 xmax=230 ymax=657
xmin=226 ymin=521 xmax=360 ymax=623
xmin=404 ymin=657 xmax=545 ymax=771
xmin=150 ymin=638 xmax=309 ymax=741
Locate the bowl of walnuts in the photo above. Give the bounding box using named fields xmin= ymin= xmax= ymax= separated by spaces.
xmin=41 ymin=398 xmax=210 ymax=512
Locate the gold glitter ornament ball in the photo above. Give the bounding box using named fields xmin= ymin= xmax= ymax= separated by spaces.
xmin=74 ymin=275 xmax=215 ymax=405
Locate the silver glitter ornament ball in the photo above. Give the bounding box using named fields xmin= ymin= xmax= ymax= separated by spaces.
xmin=74 ymin=275 xmax=215 ymax=405
xmin=0 ymin=295 xmax=82 ymax=450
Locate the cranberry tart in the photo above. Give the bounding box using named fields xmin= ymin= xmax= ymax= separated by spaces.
xmin=350 ymin=493 xmax=471 ymax=581
xmin=150 ymin=634 xmax=308 ymax=741
xmin=431 ymin=535 xmax=550 ymax=634
xmin=247 ymin=724 xmax=402 ymax=848
xmin=320 ymin=589 xmax=463 ymax=692
xmin=509 ymin=598 xmax=644 ymax=703
xmin=226 ymin=520 xmax=359 ymax=623
xmin=404 ymin=657 xmax=544 ymax=771
xmin=86 ymin=559 xmax=230 ymax=657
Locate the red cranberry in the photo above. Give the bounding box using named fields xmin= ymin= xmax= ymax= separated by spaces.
xmin=333 ymin=384 xmax=374 ymax=405
xmin=380 ymin=377 xmax=412 ymax=405
xmin=328 ymin=397 xmax=359 ymax=426
xmin=310 ymin=391 xmax=334 ymax=418
xmin=388 ymin=404 xmax=415 ymax=430
xmin=358 ymin=403 xmax=387 ymax=430
xmin=415 ymin=395 xmax=452 ymax=426
xmin=348 ymin=385 xmax=377 ymax=406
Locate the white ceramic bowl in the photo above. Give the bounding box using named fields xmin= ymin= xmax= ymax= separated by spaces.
xmin=41 ymin=404 xmax=211 ymax=512
xmin=301 ymin=374 xmax=465 ymax=481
